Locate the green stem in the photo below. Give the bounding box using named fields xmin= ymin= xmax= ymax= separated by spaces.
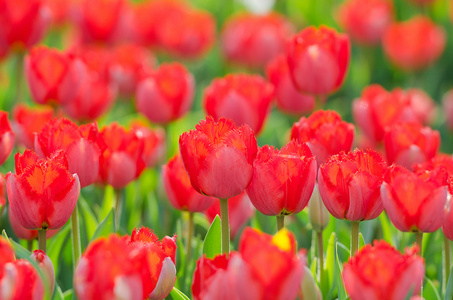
xmin=38 ymin=229 xmax=47 ymax=252
xmin=415 ymin=232 xmax=423 ymax=255
xmin=350 ymin=221 xmax=359 ymax=256
xmin=219 ymin=198 xmax=230 ymax=257
xmin=27 ymin=240 xmax=33 ymax=252
xmin=14 ymin=52 xmax=24 ymax=104
xmin=71 ymin=203 xmax=81 ymax=269
xmin=317 ymin=230 xmax=324 ymax=288
xmin=185 ymin=212 xmax=194 ymax=264
xmin=114 ymin=189 xmax=122 ymax=231
xmin=444 ymin=234 xmax=451 ymax=295
xmin=276 ymin=215 xmax=285 ymax=232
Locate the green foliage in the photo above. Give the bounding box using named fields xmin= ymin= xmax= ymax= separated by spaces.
xmin=203 ymin=215 xmax=222 ymax=259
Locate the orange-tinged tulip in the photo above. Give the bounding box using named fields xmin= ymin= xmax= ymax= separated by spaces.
xmin=382 ymin=16 xmax=445 ymax=71
xmin=337 ymin=0 xmax=393 ymax=45
xmin=130 ymin=122 xmax=165 ymax=168
xmin=8 ymin=207 xmax=59 ymax=241
xmin=287 ymin=26 xmax=350 ymax=95
xmin=342 ymin=240 xmax=425 ymax=300
xmin=12 ymin=104 xmax=54 ymax=149
xmin=383 ymin=122 xmax=440 ymax=169
xmin=163 ymin=154 xmax=216 ymax=212
xmin=203 ymin=74 xmax=274 ymax=135
xmin=381 ymin=165 xmax=448 ymax=232
xmin=318 ymin=149 xmax=387 ymax=221
xmin=0 ymin=112 xmax=15 ymax=165
xmin=136 ymin=62 xmax=194 ymax=124
xmin=179 ymin=117 xmax=257 ymax=199
xmin=6 ymin=150 xmax=80 ymax=230
xmin=246 ymin=141 xmax=316 ymax=216
xmin=290 ymin=110 xmax=354 ymax=166
xmin=266 ymin=54 xmax=315 ymax=115
xmin=221 ymin=12 xmax=294 ymax=68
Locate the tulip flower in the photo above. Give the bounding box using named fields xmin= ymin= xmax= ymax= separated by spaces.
xmin=0 ymin=236 xmax=15 ymax=265
xmin=74 ymin=0 xmax=127 ymax=43
xmin=221 ymin=12 xmax=294 ymax=68
xmin=229 ymin=228 xmax=306 ymax=300
xmin=192 ymin=254 xmax=239 ymax=300
xmin=8 ymin=207 xmax=58 ymax=243
xmin=0 ymin=0 xmax=50 ymax=51
xmin=381 ymin=165 xmax=448 ymax=234
xmin=382 ymin=16 xmax=445 ymax=71
xmin=343 ymin=240 xmax=425 ymax=300
xmin=0 ymin=112 xmax=15 ymax=165
xmin=384 ymin=122 xmax=439 ymax=169
xmin=180 ymin=116 xmax=257 ymax=256
xmin=336 ymin=0 xmax=393 ymax=45
xmin=204 ymin=191 xmax=255 ymax=239
xmin=266 ymin=55 xmax=315 ymax=115
xmin=352 ymin=84 xmax=422 ymax=144
xmin=0 ymin=258 xmax=46 ymax=299
xmin=25 ymin=46 xmax=88 ymax=106
xmin=31 ymin=250 xmax=55 ymax=294
xmin=203 ymin=74 xmax=274 ymax=135
xmin=246 ymin=141 xmax=316 ymax=230
xmin=0 ymin=174 xmax=4 ymax=217
xmin=74 ymin=228 xmax=177 ymax=300
xmin=107 ymin=43 xmax=155 ymax=96
xmin=163 ymin=154 xmax=216 ymax=213
xmin=136 ymin=62 xmax=194 ymax=124
xmin=290 ymin=110 xmax=354 ymax=166
xmin=130 ymin=122 xmax=165 ymax=168
xmin=12 ymin=104 xmax=54 ymax=149
xmin=286 ymin=26 xmax=350 ymax=95
xmin=405 ymin=88 xmax=436 ymax=125
xmin=443 ymin=89 xmax=453 ymax=131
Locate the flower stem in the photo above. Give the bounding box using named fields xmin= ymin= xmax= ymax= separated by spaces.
xmin=444 ymin=234 xmax=451 ymax=294
xmin=14 ymin=52 xmax=25 ymax=104
xmin=350 ymin=221 xmax=359 ymax=256
xmin=219 ymin=198 xmax=230 ymax=257
xmin=27 ymin=240 xmax=33 ymax=252
xmin=276 ymin=215 xmax=285 ymax=232
xmin=317 ymin=230 xmax=324 ymax=288
xmin=185 ymin=212 xmax=194 ymax=263
xmin=38 ymin=229 xmax=47 ymax=252
xmin=114 ymin=188 xmax=122 ymax=231
xmin=71 ymin=203 xmax=81 ymax=269
xmin=415 ymin=232 xmax=423 ymax=255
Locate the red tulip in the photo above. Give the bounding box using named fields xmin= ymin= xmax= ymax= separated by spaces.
xmin=0 ymin=258 xmax=45 ymax=299
xmin=443 ymin=89 xmax=453 ymax=131
xmin=384 ymin=122 xmax=440 ymax=169
xmin=0 ymin=0 xmax=50 ymax=52
xmin=343 ymin=240 xmax=425 ymax=300
xmin=25 ymin=46 xmax=88 ymax=106
xmin=352 ymin=84 xmax=420 ymax=144
xmin=163 ymin=155 xmax=216 ymax=213
xmin=31 ymin=250 xmax=55 ymax=294
xmin=8 ymin=207 xmax=59 ymax=241
xmin=204 ymin=191 xmax=255 ymax=239
xmin=34 ymin=118 xmax=101 ymax=188
xmin=179 ymin=117 xmax=257 ymax=199
xmin=136 ymin=62 xmax=194 ymax=124
xmin=405 ymin=88 xmax=436 ymax=125
xmin=382 ymin=16 xmax=445 ymax=71
xmin=318 ymin=149 xmax=387 ymax=221
xmin=246 ymin=141 xmax=316 ymax=216
xmin=6 ymin=150 xmax=80 ymax=230
xmin=0 ymin=174 xmax=4 ymax=217
xmin=266 ymin=54 xmax=315 ymax=115
xmin=0 ymin=112 xmax=15 ymax=165
xmin=107 ymin=43 xmax=155 ymax=96
xmin=290 ymin=110 xmax=355 ymax=166
xmin=0 ymin=236 xmax=15 ymax=266
xmin=229 ymin=228 xmax=306 ymax=300
xmin=97 ymin=123 xmax=145 ymax=188
xmin=203 ymin=74 xmax=274 ymax=135
xmin=381 ymin=165 xmax=448 ymax=232
xmin=337 ymin=0 xmax=393 ymax=45
xmin=44 ymin=0 xmax=71 ymax=26
xmin=74 ymin=229 xmax=177 ymax=300
xmin=12 ymin=104 xmax=54 ymax=149
xmin=221 ymin=12 xmax=294 ymax=68
xmin=130 ymin=122 xmax=165 ymax=168
xmin=74 ymin=0 xmax=127 ymax=43
xmin=286 ymin=26 xmax=350 ymax=95
xmin=192 ymin=254 xmax=239 ymax=300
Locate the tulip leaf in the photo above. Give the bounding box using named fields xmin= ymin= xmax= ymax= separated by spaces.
xmin=63 ymin=289 xmax=73 ymax=300
xmin=168 ymin=287 xmax=191 ymax=300
xmin=47 ymin=224 xmax=71 ymax=279
xmin=91 ymin=209 xmax=115 ymax=241
xmin=203 ymin=215 xmax=222 ymax=259
xmin=323 ymin=232 xmax=336 ymax=299
xmin=423 ymin=276 xmax=441 ymax=300
xmin=100 ymin=185 xmax=115 ymax=221
xmin=53 ymin=285 xmax=65 ymax=300
xmin=77 ymin=195 xmax=98 ymax=249
xmin=379 ymin=213 xmax=395 ymax=245
xmin=359 ymin=232 xmax=365 ymax=250
xmin=335 ymin=242 xmax=347 ymax=300
xmin=445 ymin=267 xmax=453 ymax=300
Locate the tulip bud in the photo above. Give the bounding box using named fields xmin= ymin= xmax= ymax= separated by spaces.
xmin=308 ymin=184 xmax=330 ymax=232
xmin=31 ymin=250 xmax=55 ymax=294
xmin=300 ymin=266 xmax=322 ymax=300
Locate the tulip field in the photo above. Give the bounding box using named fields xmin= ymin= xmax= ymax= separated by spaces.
xmin=2 ymin=0 xmax=453 ymax=299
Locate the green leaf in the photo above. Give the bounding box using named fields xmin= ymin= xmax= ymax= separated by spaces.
xmin=47 ymin=224 xmax=71 ymax=278
xmin=335 ymin=242 xmax=347 ymax=300
xmin=53 ymin=285 xmax=65 ymax=300
xmin=323 ymin=232 xmax=336 ymax=299
xmin=91 ymin=209 xmax=116 ymax=241
xmin=63 ymin=289 xmax=73 ymax=300
xmin=203 ymin=215 xmax=221 ymax=259
xmin=100 ymin=185 xmax=115 ymax=221
xmin=77 ymin=195 xmax=98 ymax=249
xmin=168 ymin=287 xmax=191 ymax=300
xmin=423 ymin=277 xmax=441 ymax=300
xmin=359 ymin=232 xmax=366 ymax=250
xmin=445 ymin=266 xmax=453 ymax=300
